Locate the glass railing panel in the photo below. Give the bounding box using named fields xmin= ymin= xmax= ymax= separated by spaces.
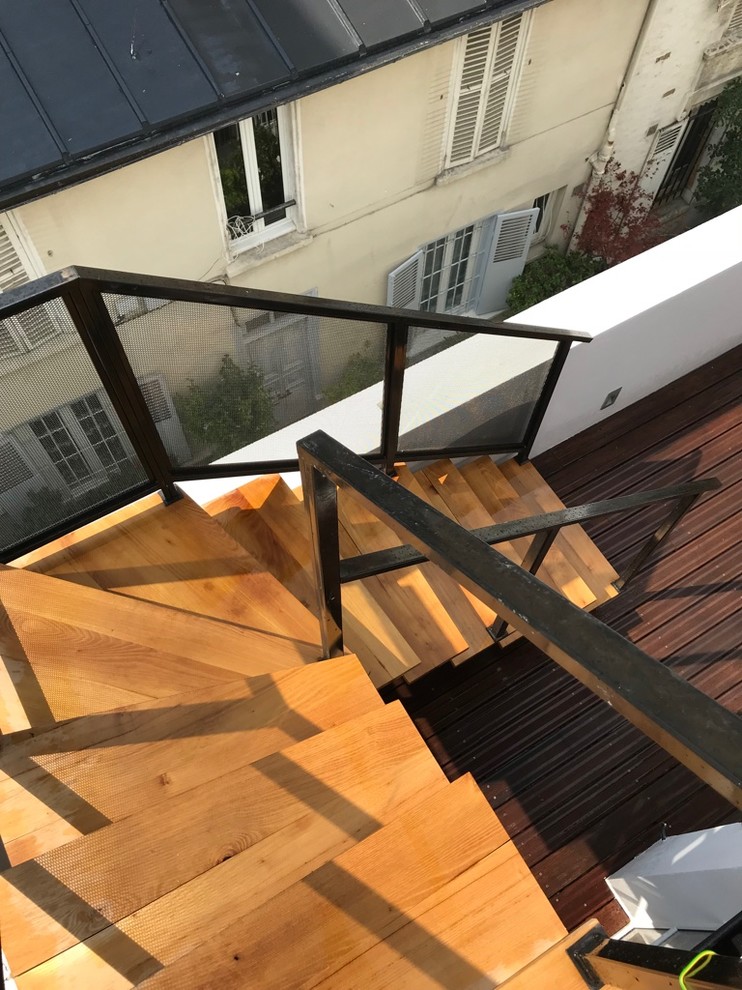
xmin=0 ymin=297 xmax=149 ymax=555
xmin=398 ymin=326 xmax=557 ymax=452
xmin=103 ymin=294 xmax=388 ymax=464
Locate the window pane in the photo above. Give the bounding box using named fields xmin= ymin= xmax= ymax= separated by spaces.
xmin=214 ymin=124 xmax=252 ymax=235
xmin=420 ymin=240 xmax=445 ymax=312
xmin=253 ymin=109 xmax=286 ymax=222
xmin=446 ymin=226 xmax=474 ymax=310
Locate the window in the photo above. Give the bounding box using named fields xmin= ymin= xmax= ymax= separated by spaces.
xmin=213 ymin=107 xmax=295 ymax=248
xmin=388 ymin=207 xmax=538 ymax=317
xmin=29 ymin=411 xmax=93 ymax=489
xmin=446 ymin=13 xmax=530 ymax=168
xmin=26 ymin=392 xmax=137 ymax=493
xmin=419 ymin=224 xmax=483 ymax=313
xmin=530 ymin=189 xmax=563 ymax=245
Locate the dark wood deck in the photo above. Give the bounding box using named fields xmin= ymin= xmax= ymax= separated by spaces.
xmin=385 ymin=342 xmax=742 ymax=935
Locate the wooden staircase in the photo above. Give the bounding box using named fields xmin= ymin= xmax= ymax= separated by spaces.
xmin=205 ymin=456 xmax=620 ymax=684
xmin=0 ymin=455 xmax=621 ymax=988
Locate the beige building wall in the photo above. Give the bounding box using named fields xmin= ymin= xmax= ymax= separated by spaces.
xmin=606 ymin=0 xmax=742 ymax=179
xmin=13 ymin=0 xmax=650 ymax=307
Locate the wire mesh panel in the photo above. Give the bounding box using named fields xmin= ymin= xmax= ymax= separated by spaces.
xmin=398 ymin=326 xmax=557 ymax=452
xmin=0 ymin=298 xmax=149 ymax=555
xmin=104 ymin=294 xmax=388 ymax=465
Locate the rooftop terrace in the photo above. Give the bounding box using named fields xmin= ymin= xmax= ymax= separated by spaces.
xmin=387 ymin=340 xmax=742 ymax=934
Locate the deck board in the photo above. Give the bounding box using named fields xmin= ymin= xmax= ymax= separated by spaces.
xmin=386 ymin=343 xmax=742 ymax=934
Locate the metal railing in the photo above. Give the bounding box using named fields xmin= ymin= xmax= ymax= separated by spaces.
xmin=0 ymin=266 xmax=587 ymax=562
xmin=296 ymin=430 xmax=741 ymax=812
xmin=570 ymin=916 xmax=742 ymax=989
xmin=336 ymin=475 xmax=721 ymax=640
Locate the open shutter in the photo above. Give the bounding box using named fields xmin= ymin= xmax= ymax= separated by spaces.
xmin=448 ymin=14 xmax=525 ymax=166
xmin=387 ymin=250 xmax=424 ymax=310
xmin=641 ymin=122 xmax=687 ymax=197
xmin=474 ymin=207 xmax=538 ymax=315
xmin=449 ymin=27 xmax=492 ymax=165
xmin=480 ymin=15 xmax=524 ymax=153
xmin=725 ymin=0 xmax=742 ymax=34
xmin=138 ymin=375 xmax=191 ymax=464
xmin=0 ymin=222 xmax=29 ymax=294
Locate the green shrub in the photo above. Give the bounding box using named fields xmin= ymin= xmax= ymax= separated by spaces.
xmin=506 ymin=248 xmax=606 ymax=315
xmin=696 ymin=78 xmax=742 ymax=218
xmin=174 ymin=353 xmax=275 ymax=460
xmin=323 ymin=341 xmax=382 ymax=404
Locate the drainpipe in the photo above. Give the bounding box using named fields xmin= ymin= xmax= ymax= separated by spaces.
xmin=568 ymin=0 xmax=664 ymax=248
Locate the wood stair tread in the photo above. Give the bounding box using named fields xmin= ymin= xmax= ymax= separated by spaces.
xmin=338 ymin=489 xmax=469 ymax=666
xmin=0 ymin=565 xmax=321 ymax=736
xmin=2 ymin=701 xmax=448 ymax=983
xmin=210 ymin=476 xmax=423 ymax=686
xmin=497 ymin=920 xmax=606 ymax=990
xmin=11 ymin=491 xmax=321 ymax=649
xmin=135 ymin=774 xmax=565 ymax=990
xmin=0 ymin=655 xmax=381 ymax=866
xmin=500 ymin=459 xmax=620 ymax=597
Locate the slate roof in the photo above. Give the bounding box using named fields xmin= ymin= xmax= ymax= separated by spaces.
xmin=0 ymin=0 xmax=541 ymax=210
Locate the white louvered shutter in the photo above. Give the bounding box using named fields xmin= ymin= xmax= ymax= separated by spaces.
xmin=725 ymin=0 xmax=742 ymax=34
xmin=475 ymin=208 xmax=539 ymax=315
xmin=448 ymin=14 xmax=525 ymax=166
xmin=0 ymin=223 xmax=26 ymax=357
xmin=387 ymin=250 xmax=424 ymax=309
xmin=641 ymin=122 xmax=687 ymax=197
xmin=479 ymin=16 xmax=524 ymax=154
xmin=0 ymin=435 xmax=33 ymax=495
xmin=0 ymin=222 xmax=29 ymax=294
xmin=138 ymin=375 xmax=191 ymax=463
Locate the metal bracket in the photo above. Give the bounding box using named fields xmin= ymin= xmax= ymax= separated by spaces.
xmin=158 ymin=483 xmax=183 ymax=506
xmin=567 ymin=925 xmax=607 ymax=990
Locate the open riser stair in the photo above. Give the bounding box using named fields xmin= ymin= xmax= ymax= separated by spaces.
xmin=204 ymin=455 xmax=619 ymax=685
xmin=0 ymin=455 xmax=624 ymax=988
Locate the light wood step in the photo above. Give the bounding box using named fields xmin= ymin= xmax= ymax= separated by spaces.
xmin=2 ymin=701 xmax=448 ymax=985
xmin=11 ymin=491 xmax=321 ymax=650
xmin=338 ymin=488 xmax=469 ymax=668
xmin=0 ymin=655 xmax=381 ymax=866
xmin=499 ymin=459 xmax=620 ymax=600
xmin=134 ymin=774 xmax=565 ymax=990
xmin=209 ymin=476 xmax=422 ymax=686
xmin=0 ymin=565 xmax=321 ymax=735
xmin=497 ymin=920 xmax=610 ymax=990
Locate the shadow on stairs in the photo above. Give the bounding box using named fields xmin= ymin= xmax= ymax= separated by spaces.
xmin=0 ymin=458 xmax=620 ymax=988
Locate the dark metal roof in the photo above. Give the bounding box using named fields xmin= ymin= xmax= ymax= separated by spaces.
xmin=0 ymin=0 xmax=542 ymax=211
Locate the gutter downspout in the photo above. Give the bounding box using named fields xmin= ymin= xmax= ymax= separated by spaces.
xmin=568 ymin=0 xmax=663 ymax=248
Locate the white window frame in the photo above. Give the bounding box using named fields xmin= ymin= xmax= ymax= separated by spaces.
xmin=419 ymin=223 xmax=486 ymax=314
xmin=210 ymin=104 xmax=298 ymax=256
xmin=18 ymin=392 xmax=137 ymax=496
xmin=444 ymin=12 xmax=531 ymax=169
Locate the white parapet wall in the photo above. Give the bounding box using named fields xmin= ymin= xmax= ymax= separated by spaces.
xmin=182 ymin=331 xmax=554 ymax=505
xmin=517 ymin=206 xmax=742 ymax=458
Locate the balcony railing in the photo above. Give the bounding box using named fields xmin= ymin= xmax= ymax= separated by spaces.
xmin=0 ymin=266 xmax=587 ymax=562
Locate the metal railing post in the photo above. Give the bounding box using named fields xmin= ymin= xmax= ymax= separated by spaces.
xmin=299 ymin=460 xmax=344 ymax=658
xmin=380 ymin=321 xmax=409 ymax=475
xmin=63 ymin=279 xmax=180 ymax=503
xmin=518 ymin=339 xmax=573 ymax=463
xmin=615 ymin=492 xmax=699 ymax=590
xmin=489 ymin=526 xmax=558 ymax=641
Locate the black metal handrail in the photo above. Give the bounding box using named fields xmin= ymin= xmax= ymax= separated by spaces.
xmin=338 ymin=476 xmax=722 ymax=597
xmin=0 ymin=266 xmax=587 ymax=562
xmin=296 ymin=429 xmax=742 ymax=811
xmin=572 ymin=924 xmax=742 ymax=989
